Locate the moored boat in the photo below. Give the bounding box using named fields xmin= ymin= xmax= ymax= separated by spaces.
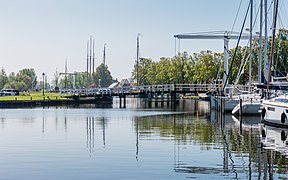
xmin=262 ymin=94 xmax=288 ymax=127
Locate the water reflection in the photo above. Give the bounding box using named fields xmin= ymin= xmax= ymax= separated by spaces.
xmin=0 ymin=100 xmax=288 ymax=179
xmin=86 ymin=117 xmax=108 ymax=155
xmin=86 ymin=117 xmax=95 ymax=154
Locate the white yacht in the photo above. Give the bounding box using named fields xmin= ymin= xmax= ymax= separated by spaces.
xmin=262 ymin=94 xmax=288 ymax=127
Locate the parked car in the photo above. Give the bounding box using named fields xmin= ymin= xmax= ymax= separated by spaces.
xmin=0 ymin=89 xmax=20 ymax=96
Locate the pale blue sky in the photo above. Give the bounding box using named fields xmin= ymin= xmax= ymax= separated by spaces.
xmin=0 ymin=0 xmax=287 ymax=82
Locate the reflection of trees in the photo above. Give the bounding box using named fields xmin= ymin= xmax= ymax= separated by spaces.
xmin=133 ymin=114 xmax=288 ymax=177
xmin=134 ymin=114 xmax=219 ymax=144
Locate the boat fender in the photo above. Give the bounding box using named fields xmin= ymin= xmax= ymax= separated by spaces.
xmin=281 ymin=130 xmax=287 ymax=141
xmin=281 ymin=112 xmax=287 ymax=124
xmin=261 ymin=108 xmax=266 ymax=118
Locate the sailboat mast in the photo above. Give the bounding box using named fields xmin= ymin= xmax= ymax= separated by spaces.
xmin=259 ymin=0 xmax=263 ymax=84
xmin=249 ymin=0 xmax=253 ymax=92
xmin=103 ymin=44 xmax=107 ymax=65
xmin=136 ymin=34 xmax=140 ymax=86
xmin=267 ymin=0 xmax=279 ymax=91
xmin=86 ymin=40 xmax=89 ymax=79
xmin=92 ymin=39 xmax=95 ymax=74
xmin=264 ymin=0 xmax=268 ymax=82
xmin=89 ymin=36 xmax=92 ymax=76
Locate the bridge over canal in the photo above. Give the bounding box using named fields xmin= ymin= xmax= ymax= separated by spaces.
xmin=60 ymin=83 xmax=222 ymax=97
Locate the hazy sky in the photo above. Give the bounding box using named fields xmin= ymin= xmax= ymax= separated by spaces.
xmin=0 ymin=0 xmax=287 ymax=82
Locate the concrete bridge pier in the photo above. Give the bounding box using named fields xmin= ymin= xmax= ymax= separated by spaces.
xmin=119 ymin=94 xmax=126 ymax=108
xmin=166 ymin=93 xmax=170 ymax=106
xmin=154 ymin=93 xmax=158 ymax=107
xmin=161 ymin=93 xmax=164 ymax=107
xmin=147 ymin=93 xmax=152 ymax=107
xmin=170 ymin=91 xmax=177 ymax=110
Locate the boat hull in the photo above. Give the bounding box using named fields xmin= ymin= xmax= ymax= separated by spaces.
xmin=232 ymin=101 xmax=261 ymax=116
xmin=262 ymin=100 xmax=288 ymax=127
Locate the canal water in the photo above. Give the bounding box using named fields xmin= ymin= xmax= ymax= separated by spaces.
xmin=0 ymin=98 xmax=287 ymax=179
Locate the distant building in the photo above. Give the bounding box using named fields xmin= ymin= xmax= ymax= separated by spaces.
xmin=108 ymin=79 xmax=131 ymax=93
xmin=119 ymin=79 xmax=131 ymax=87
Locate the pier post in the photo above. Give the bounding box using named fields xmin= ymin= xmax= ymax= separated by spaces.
xmin=220 ymin=97 xmax=225 ymax=128
xmin=154 ymin=93 xmax=158 ymax=107
xmin=161 ymin=93 xmax=164 ymax=107
xmin=239 ymin=99 xmax=243 ymax=129
xmin=167 ymin=93 xmax=170 ymax=106
xmin=119 ymin=95 xmax=122 ymax=108
xmin=148 ymin=93 xmax=152 ymax=107
xmin=123 ymin=95 xmax=126 ymax=108
xmin=239 ymin=99 xmax=242 ymax=116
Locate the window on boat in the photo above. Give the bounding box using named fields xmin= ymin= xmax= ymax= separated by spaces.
xmin=267 ymin=107 xmax=275 ymax=111
xmin=275 ymin=98 xmax=288 ymax=103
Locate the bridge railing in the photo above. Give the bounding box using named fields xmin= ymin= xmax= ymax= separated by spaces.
xmin=60 ymin=83 xmax=247 ymax=96
xmin=174 ymin=84 xmax=215 ymax=92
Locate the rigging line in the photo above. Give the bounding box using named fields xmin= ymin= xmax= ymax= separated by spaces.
xmin=234 ymin=39 xmax=258 ymax=86
xmin=277 ymin=2 xmax=287 ymax=29
xmin=259 ymin=0 xmax=274 ymax=31
xmin=224 ymin=1 xmax=251 ymax=89
xmin=278 ymin=1 xmax=288 ymax=27
xmin=252 ymin=1 xmax=260 ymax=30
xmin=267 ymin=0 xmax=275 ymax=30
xmin=230 ymin=0 xmax=243 ymax=33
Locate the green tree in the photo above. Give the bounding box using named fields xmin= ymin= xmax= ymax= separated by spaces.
xmin=0 ymin=67 xmax=8 ymax=89
xmin=93 ymin=63 xmax=113 ymax=87
xmin=191 ymin=50 xmax=221 ymax=83
xmin=15 ymin=68 xmax=37 ymax=91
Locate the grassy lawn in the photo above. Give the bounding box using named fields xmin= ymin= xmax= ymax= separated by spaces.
xmin=0 ymin=92 xmax=69 ymax=101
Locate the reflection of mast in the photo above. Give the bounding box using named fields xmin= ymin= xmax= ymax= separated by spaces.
xmin=135 ymin=117 xmax=139 ymax=160
xmin=86 ymin=117 xmax=95 ymax=155
xmin=101 ymin=117 xmax=106 ymax=147
xmin=64 ymin=113 xmax=67 ymax=133
xmin=42 ymin=114 xmax=45 ymax=134
xmin=1 ymin=117 xmax=4 ymax=128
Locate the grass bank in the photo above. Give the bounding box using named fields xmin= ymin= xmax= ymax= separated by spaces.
xmin=0 ymin=92 xmax=68 ymax=101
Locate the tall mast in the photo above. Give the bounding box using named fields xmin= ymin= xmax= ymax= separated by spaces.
xmin=86 ymin=40 xmax=89 ymax=79
xmin=264 ymin=0 xmax=268 ymax=82
xmin=103 ymin=44 xmax=107 ymax=65
xmin=65 ymin=60 xmax=68 ymax=89
xmin=249 ymin=0 xmax=253 ymax=91
xmin=89 ymin=36 xmax=92 ymax=76
xmin=267 ymin=0 xmax=279 ymax=91
xmin=136 ymin=33 xmax=140 ymax=86
xmin=92 ymin=39 xmax=95 ymax=74
xmin=258 ymin=0 xmax=263 ymax=84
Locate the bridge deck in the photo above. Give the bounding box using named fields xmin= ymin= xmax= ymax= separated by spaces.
xmin=60 ymin=84 xmax=250 ymax=97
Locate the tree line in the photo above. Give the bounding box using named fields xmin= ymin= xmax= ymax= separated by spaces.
xmin=131 ymin=29 xmax=288 ymax=86
xmin=0 ymin=63 xmax=113 ymax=91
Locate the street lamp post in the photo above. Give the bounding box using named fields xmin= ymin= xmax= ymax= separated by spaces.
xmin=42 ymin=73 xmax=45 ymax=96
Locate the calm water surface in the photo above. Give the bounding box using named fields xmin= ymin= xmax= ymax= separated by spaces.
xmin=0 ymin=98 xmax=287 ymax=179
